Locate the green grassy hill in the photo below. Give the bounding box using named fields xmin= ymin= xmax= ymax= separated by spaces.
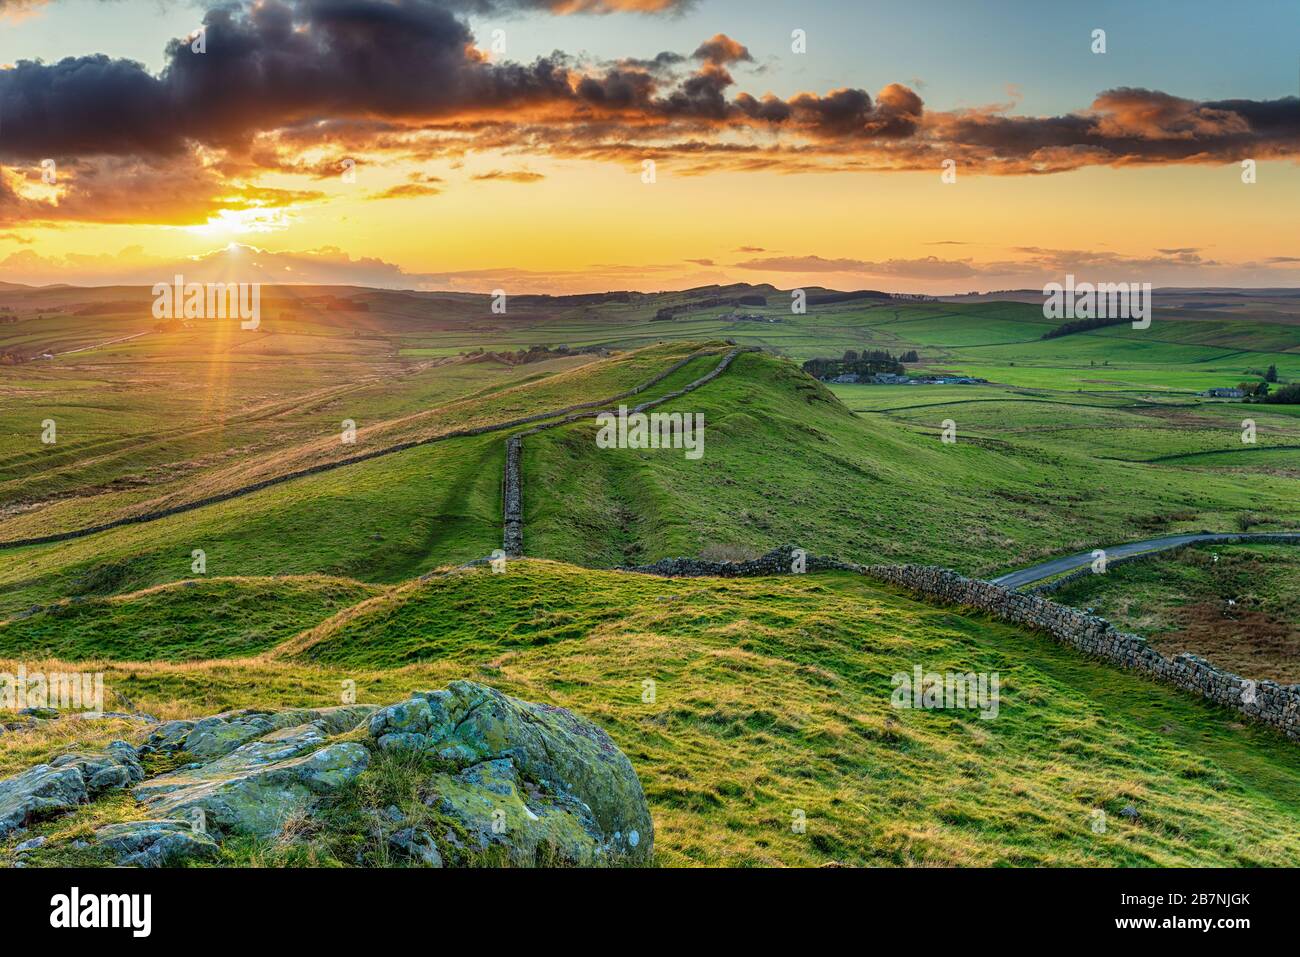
xmin=5 ymin=561 xmax=1300 ymax=867
xmin=522 ymin=351 xmax=1300 ymax=574
xmin=2 ymin=344 xmax=1295 ymax=621
xmin=2 ymin=291 xmax=1298 ymax=869
xmin=0 ymin=576 xmax=382 ymax=662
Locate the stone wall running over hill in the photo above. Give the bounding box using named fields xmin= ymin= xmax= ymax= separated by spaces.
xmin=503 ymin=347 xmax=750 ymax=557
xmin=622 ymin=545 xmax=1300 ymax=742
xmin=0 ymin=347 xmax=720 ymax=552
xmin=863 ymin=563 xmax=1299 ymax=740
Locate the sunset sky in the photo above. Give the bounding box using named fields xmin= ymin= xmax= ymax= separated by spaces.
xmin=1 ymin=0 xmax=1299 ymax=293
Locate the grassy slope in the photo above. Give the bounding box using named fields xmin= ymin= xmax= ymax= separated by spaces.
xmin=523 ymin=351 xmax=1300 ymax=574
xmin=0 ymin=342 xmax=717 ymax=539
xmin=0 ymin=347 xmax=729 ymax=616
xmin=1048 ymin=543 xmax=1300 ymax=683
xmin=0 ymin=576 xmax=382 ymax=662
xmin=0 ymin=432 xmax=505 ymax=618
xmin=5 ymin=561 xmax=1300 ymax=867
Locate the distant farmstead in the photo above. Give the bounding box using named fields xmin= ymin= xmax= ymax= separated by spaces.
xmin=1201 ymin=387 xmax=1245 ymax=398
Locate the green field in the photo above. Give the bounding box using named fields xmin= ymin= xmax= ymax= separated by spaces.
xmin=1047 ymin=543 xmax=1300 ymax=684
xmin=7 ymin=562 xmax=1300 ymax=867
xmin=1 ymin=283 xmax=1298 ymax=869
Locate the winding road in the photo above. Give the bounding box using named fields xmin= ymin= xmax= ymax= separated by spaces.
xmin=991 ymin=532 xmax=1300 ymax=589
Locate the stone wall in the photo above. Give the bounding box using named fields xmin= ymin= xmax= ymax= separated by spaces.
xmin=865 ymin=564 xmax=1300 ymax=740
xmin=0 ymin=347 xmax=723 ymax=553
xmin=503 ymin=347 xmax=750 ymax=557
xmin=623 ymin=547 xmax=857 ymax=578
xmin=622 ymin=545 xmax=1300 ymax=742
xmin=502 ymin=436 xmax=524 ymax=557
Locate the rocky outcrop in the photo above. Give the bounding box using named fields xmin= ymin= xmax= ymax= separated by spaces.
xmin=93 ymin=820 xmax=219 ymax=867
xmin=4 ymin=683 xmax=652 ymax=868
xmin=0 ymin=741 xmax=143 ymax=837
xmin=134 ymin=714 xmax=374 ymax=838
xmin=140 ymin=704 xmax=376 ymax=762
xmin=369 ymin=681 xmax=654 ymax=865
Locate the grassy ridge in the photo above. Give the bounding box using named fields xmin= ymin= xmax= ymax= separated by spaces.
xmin=0 ymin=342 xmax=716 ymax=539
xmin=0 ymin=576 xmax=382 ymax=662
xmin=0 ymin=433 xmax=505 ymax=618
xmin=522 ymin=352 xmax=1300 ymax=574
xmin=5 ymin=561 xmax=1300 ymax=866
xmin=0 ymin=347 xmax=733 ymax=617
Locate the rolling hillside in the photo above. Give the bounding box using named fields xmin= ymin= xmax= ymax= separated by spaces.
xmin=4 ymin=561 xmax=1300 ymax=867
xmin=1 ymin=291 xmax=1297 ymax=871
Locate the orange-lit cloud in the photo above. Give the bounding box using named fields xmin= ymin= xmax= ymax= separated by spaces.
xmin=471 ymin=169 xmax=546 ymax=182
xmin=3 ymin=0 xmax=1297 ymax=231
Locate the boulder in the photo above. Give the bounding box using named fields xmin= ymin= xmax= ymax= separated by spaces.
xmin=141 ymin=704 xmax=375 ymax=760
xmin=426 ymin=757 xmax=610 ymax=866
xmin=134 ymin=717 xmax=371 ymax=838
xmin=388 ymin=826 xmax=443 ymax=867
xmin=92 ymin=820 xmax=219 ymax=867
xmin=4 ymin=687 xmax=652 ymax=867
xmin=0 ymin=741 xmax=143 ymax=837
xmin=369 ymin=681 xmax=652 ymax=863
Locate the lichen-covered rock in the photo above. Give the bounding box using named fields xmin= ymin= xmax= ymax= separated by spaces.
xmin=4 ymin=687 xmax=652 ymax=867
xmin=369 ymin=681 xmax=653 ymax=863
xmin=141 ymin=704 xmax=375 ymax=760
xmin=389 ymin=826 xmax=443 ymax=867
xmin=427 ymin=757 xmax=611 ymax=866
xmin=134 ymin=719 xmax=371 ymax=839
xmin=0 ymin=740 xmax=143 ymax=836
xmin=93 ymin=820 xmax=219 ymax=867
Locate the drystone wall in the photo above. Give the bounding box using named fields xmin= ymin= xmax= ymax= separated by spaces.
xmin=502 ymin=347 xmax=750 ymax=557
xmin=0 ymin=348 xmax=719 ymax=552
xmin=622 ymin=545 xmax=1300 ymax=742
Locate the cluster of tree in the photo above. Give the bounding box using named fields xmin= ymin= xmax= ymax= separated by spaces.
xmin=465 ymin=344 xmax=599 ymax=366
xmin=802 ymin=349 xmax=910 ymax=379
xmin=0 ymin=349 xmax=26 ymax=365
xmin=1262 ymin=382 xmax=1300 ymax=404
xmin=1237 ymin=381 xmax=1271 ymax=398
xmin=1041 ymin=315 xmax=1130 ymax=339
xmin=654 ymin=295 xmax=766 ymax=320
